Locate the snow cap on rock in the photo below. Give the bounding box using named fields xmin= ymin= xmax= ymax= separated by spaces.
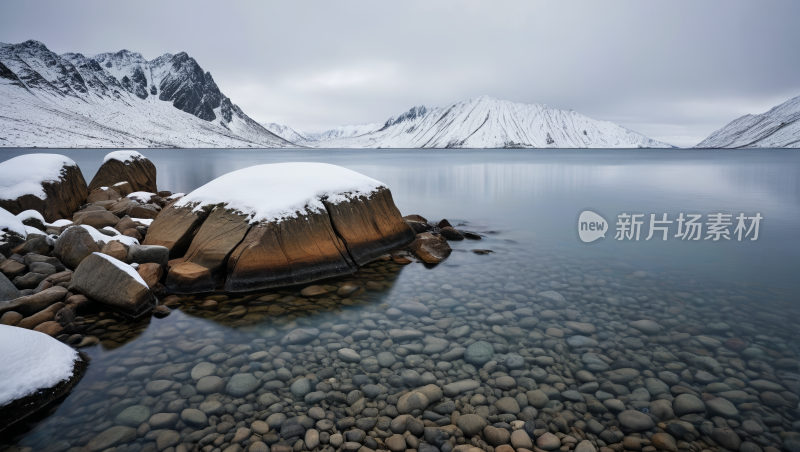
xmin=0 ymin=154 xmax=77 ymax=201
xmin=174 ymin=162 xmax=385 ymax=224
xmin=104 ymin=150 xmax=146 ymax=164
xmin=0 ymin=325 xmax=79 ymax=407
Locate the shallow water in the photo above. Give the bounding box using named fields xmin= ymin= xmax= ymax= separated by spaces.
xmin=0 ymin=148 xmax=798 ymax=452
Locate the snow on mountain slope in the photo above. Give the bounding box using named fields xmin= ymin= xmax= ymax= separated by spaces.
xmin=262 ymin=123 xmax=312 ymax=143
xmin=0 ymin=40 xmax=296 ymax=148
xmin=278 ymin=96 xmax=673 ymax=149
xmin=695 ymin=95 xmax=800 ymax=148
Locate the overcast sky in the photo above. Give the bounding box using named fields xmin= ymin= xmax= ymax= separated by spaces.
xmin=2 ymin=0 xmax=799 ymax=147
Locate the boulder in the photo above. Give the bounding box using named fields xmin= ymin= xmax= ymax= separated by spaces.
xmin=0 ymin=272 xmax=21 ymax=301
xmin=16 ymin=210 xmax=47 ymax=232
xmin=142 ymin=206 xmax=207 ymax=258
xmin=439 ymin=226 xmax=465 ymax=240
xmin=88 ymin=151 xmax=157 ymax=194
xmin=137 ymin=263 xmax=164 ymax=288
xmin=404 ymin=215 xmax=432 ymax=233
xmin=0 ymin=286 xmax=68 ymax=316
xmin=165 ymin=262 xmax=214 ymax=294
xmin=127 ymin=244 xmax=169 ymax=267
xmin=0 ymin=154 xmax=88 ymax=223
xmin=0 ymin=325 xmax=89 ymax=433
xmin=86 ymin=187 xmax=121 ymax=204
xmin=112 ymin=181 xmax=133 ymax=197
xmin=0 ymin=207 xmax=28 ymax=256
xmin=100 ymin=241 xmax=129 ymax=262
xmin=69 ymin=253 xmax=156 ymax=317
xmin=107 ymin=198 xmax=134 ymax=217
xmin=408 ymin=233 xmax=452 ymax=264
xmin=73 ymin=210 xmax=120 ymax=229
xmin=53 ymin=226 xmax=101 ymax=269
xmin=125 ymin=203 xmax=159 ymax=219
xmin=0 ymin=259 xmax=26 ymax=279
xmin=114 ymin=216 xmax=137 ymax=233
xmin=146 ymin=162 xmax=413 ymax=292
xmin=11 ymin=236 xmax=50 ymax=256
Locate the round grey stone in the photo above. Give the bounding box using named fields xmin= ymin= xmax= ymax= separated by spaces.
xmin=618 ymin=410 xmax=655 ymax=431
xmin=226 ymin=373 xmax=260 ymax=397
xmin=290 ymin=378 xmax=312 ymax=398
xmin=360 ymin=357 xmax=380 ymax=373
xmin=456 ymin=414 xmax=487 ymax=437
xmin=196 ymin=376 xmax=226 ymax=394
xmin=180 ymin=408 xmax=208 ymax=428
xmin=464 ymin=341 xmax=494 ymax=367
xmin=114 ymin=405 xmax=150 ymax=427
xmin=377 ymin=352 xmax=396 ymax=368
xmin=673 ymin=394 xmax=705 ymax=416
xmin=191 ymin=362 xmax=217 ymax=380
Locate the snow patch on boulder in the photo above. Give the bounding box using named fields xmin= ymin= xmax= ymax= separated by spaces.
xmin=128 ymin=191 xmax=156 ymax=203
xmin=174 ymin=162 xmax=384 ymax=224
xmin=0 ymin=207 xmax=28 ymax=238
xmin=71 ymin=225 xmax=139 ymax=246
xmin=0 ymin=154 xmax=77 ymax=201
xmin=104 ymin=150 xmax=145 ymax=164
xmin=16 ymin=210 xmax=46 ymax=223
xmin=92 ymin=252 xmax=147 ymax=288
xmin=0 ymin=325 xmax=79 ymax=407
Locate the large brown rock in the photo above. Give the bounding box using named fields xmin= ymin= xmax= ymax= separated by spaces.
xmin=224 ymin=211 xmax=357 ymax=292
xmin=142 ymin=206 xmax=207 ymax=258
xmin=69 ymin=253 xmax=155 ymax=317
xmin=53 ymin=226 xmax=101 ymax=269
xmin=0 ymin=154 xmax=88 ymax=223
xmin=408 ymin=232 xmax=452 ymax=263
xmin=0 ymin=325 xmax=89 ymax=433
xmin=147 ymin=163 xmax=414 ymax=292
xmin=88 ymin=151 xmax=157 ymax=193
xmin=323 ymin=187 xmax=415 ymax=265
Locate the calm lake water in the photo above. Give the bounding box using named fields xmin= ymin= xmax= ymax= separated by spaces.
xmin=1 ymin=148 xmax=798 ymax=452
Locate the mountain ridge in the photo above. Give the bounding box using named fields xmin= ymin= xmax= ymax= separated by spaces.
xmin=0 ymin=39 xmax=295 ymax=148
xmin=267 ymin=95 xmax=675 ymax=149
xmin=695 ymin=95 xmax=800 ymax=148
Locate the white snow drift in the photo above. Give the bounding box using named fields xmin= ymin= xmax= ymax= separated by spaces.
xmin=175 ymin=162 xmax=384 ymax=223
xmin=0 ymin=325 xmax=80 ymax=407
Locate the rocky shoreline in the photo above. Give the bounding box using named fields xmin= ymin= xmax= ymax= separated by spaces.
xmin=0 ymin=152 xmax=798 ymax=452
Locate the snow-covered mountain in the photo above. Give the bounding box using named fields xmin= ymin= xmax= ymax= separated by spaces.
xmin=268 ymin=96 xmax=674 ymax=148
xmin=0 ymin=40 xmax=295 ymax=148
xmin=695 ymin=95 xmax=800 ymax=148
xmin=262 ymin=122 xmax=383 ymax=143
